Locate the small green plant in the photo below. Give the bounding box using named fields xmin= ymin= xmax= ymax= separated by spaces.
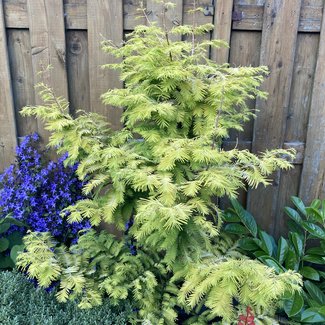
xmin=0 ymin=216 xmax=26 ymax=269
xmin=0 ymin=271 xmax=132 ymax=325
xmin=225 ymin=197 xmax=325 ymax=323
xmin=18 ymin=2 xmax=301 ymax=323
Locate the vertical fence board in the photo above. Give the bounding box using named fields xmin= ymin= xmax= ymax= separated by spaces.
xmin=247 ymin=0 xmax=302 ymax=234
xmin=0 ymin=0 xmax=17 ymax=170
xmin=27 ymin=0 xmax=68 ymax=142
xmin=211 ymin=0 xmax=234 ymax=63
xmin=87 ymin=0 xmax=123 ymax=130
xmin=274 ymin=33 xmax=319 ymax=236
xmin=220 ymin=31 xmax=262 ymax=208
xmin=299 ymin=13 xmax=325 ymax=203
xmin=7 ymin=29 xmax=36 ymax=137
xmin=66 ymin=30 xmax=90 ymax=116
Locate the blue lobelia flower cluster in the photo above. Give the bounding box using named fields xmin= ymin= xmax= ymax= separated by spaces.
xmin=0 ymin=133 xmax=89 ymax=245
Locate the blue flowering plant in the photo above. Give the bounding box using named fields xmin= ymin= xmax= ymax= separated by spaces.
xmin=0 ymin=133 xmax=89 ymax=257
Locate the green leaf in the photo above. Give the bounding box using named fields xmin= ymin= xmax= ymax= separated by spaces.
xmin=302 ymin=221 xmax=325 ymax=240
xmin=285 ymin=207 xmax=303 ymax=224
xmin=291 ymin=196 xmax=306 ymax=216
xmin=223 ymin=210 xmax=240 ymax=223
xmin=224 ymin=223 xmax=249 ymax=235
xmin=303 ymin=255 xmax=325 ymax=265
xmin=290 ymin=232 xmax=304 ymax=257
xmin=283 ymin=292 xmax=304 ymax=317
xmin=277 ymin=237 xmax=288 ymax=264
xmin=230 ymin=199 xmax=257 ymax=237
xmin=285 ymin=248 xmax=300 ymax=271
xmin=238 ymin=238 xmax=259 ymax=251
xmin=300 ymin=267 xmax=320 ymax=281
xmin=306 ymin=207 xmax=324 ymax=224
xmin=6 ymin=231 xmax=24 ymax=248
xmin=258 ymin=255 xmax=285 ymax=274
xmin=304 ymin=280 xmax=325 ymax=305
xmin=10 ymin=244 xmax=25 ymax=264
xmin=258 ymin=230 xmax=274 ymax=256
xmin=0 ymin=216 xmax=27 ymax=228
xmin=306 ymin=247 xmax=324 ymax=256
xmin=0 ymin=238 xmax=9 ymax=252
xmin=301 ymin=308 xmax=325 ymax=323
xmin=287 ymin=219 xmax=304 ymax=236
xmin=0 ymin=223 xmax=10 ymax=234
xmin=0 ymin=256 xmax=15 ymax=269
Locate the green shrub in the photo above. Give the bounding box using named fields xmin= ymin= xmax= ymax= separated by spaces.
xmin=19 ymin=2 xmax=302 ymax=323
xmin=224 ymin=197 xmax=325 ymax=323
xmin=0 ymin=271 xmax=132 ymax=325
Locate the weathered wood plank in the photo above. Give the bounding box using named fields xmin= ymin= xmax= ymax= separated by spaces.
xmin=228 ymin=31 xmax=262 ymax=143
xmin=272 ymin=33 xmax=320 ymax=235
xmin=27 ymin=0 xmax=68 ymax=142
xmin=220 ymin=30 xmax=262 ymax=208
xmin=211 ymin=0 xmax=234 ymax=63
xmin=3 ymin=0 xmax=324 ymax=33
xmin=87 ymin=0 xmax=123 ymax=129
xmin=0 ymin=0 xmax=17 ymax=170
xmin=66 ymin=30 xmax=90 ymax=116
xmin=285 ymin=33 xmax=319 ymax=143
xmin=3 ymin=0 xmax=27 ymax=29
xmin=66 ymin=30 xmax=90 ymax=115
xmin=299 ymin=13 xmax=325 ymax=203
xmin=232 ymin=0 xmax=323 ymax=32
xmin=7 ymin=29 xmax=36 ymax=137
xmin=247 ymin=0 xmax=302 ymax=234
xmin=64 ymin=0 xmax=87 ymax=30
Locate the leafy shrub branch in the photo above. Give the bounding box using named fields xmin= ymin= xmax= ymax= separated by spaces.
xmin=19 ymin=17 xmax=299 ymax=324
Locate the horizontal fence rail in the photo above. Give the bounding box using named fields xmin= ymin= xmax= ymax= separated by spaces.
xmin=0 ymin=0 xmax=324 ymax=236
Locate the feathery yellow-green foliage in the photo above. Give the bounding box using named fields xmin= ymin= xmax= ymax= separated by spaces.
xmin=20 ymin=3 xmax=299 ymax=323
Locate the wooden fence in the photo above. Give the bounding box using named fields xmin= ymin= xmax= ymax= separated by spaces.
xmin=0 ymin=0 xmax=324 ymax=236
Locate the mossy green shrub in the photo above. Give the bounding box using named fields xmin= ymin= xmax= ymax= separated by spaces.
xmin=0 ymin=271 xmax=132 ymax=325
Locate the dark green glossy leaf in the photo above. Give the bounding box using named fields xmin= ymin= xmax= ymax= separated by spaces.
xmin=291 ymin=196 xmax=306 ymax=216
xmin=283 ymin=292 xmax=304 ymax=317
xmin=287 ymin=219 xmax=304 ymax=236
xmin=277 ymin=237 xmax=288 ymax=264
xmin=223 ymin=210 xmax=240 ymax=223
xmin=290 ymin=232 xmax=304 ymax=257
xmin=238 ymin=238 xmax=259 ymax=251
xmin=230 ymin=199 xmax=257 ymax=237
xmin=0 ymin=256 xmax=15 ymax=269
xmin=0 ymin=223 xmax=10 ymax=234
xmin=258 ymin=230 xmax=274 ymax=256
xmin=224 ymin=223 xmax=249 ymax=235
xmin=285 ymin=207 xmax=303 ymax=224
xmin=300 ymin=266 xmax=320 ymax=281
xmin=304 ymin=280 xmax=325 ymax=305
xmin=0 ymin=238 xmax=9 ymax=252
xmin=254 ymin=250 xmax=267 ymax=258
xmin=306 ymin=207 xmax=324 ymax=224
xmin=306 ymin=247 xmax=324 ymax=256
xmin=303 ymin=255 xmax=325 ymax=265
xmin=302 ymin=221 xmax=325 ymax=240
xmin=0 ymin=216 xmax=26 ymax=228
xmin=301 ymin=308 xmax=325 ymax=323
xmin=258 ymin=255 xmax=285 ymax=274
xmin=285 ymin=248 xmax=300 ymax=271
xmin=6 ymin=231 xmax=24 ymax=248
